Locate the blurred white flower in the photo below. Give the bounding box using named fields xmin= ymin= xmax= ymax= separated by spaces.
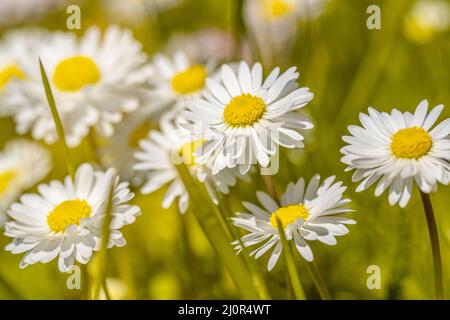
xmin=0 ymin=29 xmax=48 ymax=116
xmin=133 ymin=116 xmax=246 ymax=214
xmin=245 ymin=0 xmax=329 ymax=63
xmin=0 ymin=139 xmax=52 ymax=225
xmin=404 ymin=0 xmax=450 ymax=44
xmin=341 ymin=100 xmax=450 ymax=207
xmin=3 ymin=26 xmax=153 ymax=147
xmin=232 ymin=175 xmax=355 ymax=271
xmin=165 ymin=29 xmax=235 ymax=63
xmin=98 ymin=113 xmax=154 ymax=185
xmin=4 ymin=163 xmax=141 ymax=272
xmin=181 ymin=61 xmax=313 ymax=175
xmin=102 ymin=0 xmax=183 ymax=25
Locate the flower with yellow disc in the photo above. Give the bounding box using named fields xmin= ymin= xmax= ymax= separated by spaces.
xmin=341 ymin=100 xmax=450 ymax=207
xmin=232 ymin=175 xmax=355 ymax=271
xmin=181 ymin=61 xmax=313 ymax=175
xmin=3 ymin=26 xmax=153 ymax=147
xmin=4 ymin=163 xmax=141 ymax=272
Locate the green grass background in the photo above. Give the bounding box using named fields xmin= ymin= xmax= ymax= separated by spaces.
xmin=0 ymin=0 xmax=449 ymax=299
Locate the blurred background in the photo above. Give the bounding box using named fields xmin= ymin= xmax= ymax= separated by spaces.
xmin=0 ymin=0 xmax=449 ymax=299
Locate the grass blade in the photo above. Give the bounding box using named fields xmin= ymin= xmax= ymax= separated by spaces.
xmin=39 ymin=58 xmax=74 ymax=179
xmin=175 ymin=163 xmax=259 ymax=299
xmin=218 ymin=194 xmax=272 ymax=300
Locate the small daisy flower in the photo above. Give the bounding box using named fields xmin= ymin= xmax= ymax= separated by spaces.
xmin=0 ymin=139 xmax=52 ymax=225
xmin=182 ymin=61 xmax=313 ymax=175
xmin=341 ymin=100 xmax=450 ymax=207
xmin=133 ymin=117 xmax=246 ymax=214
xmin=4 ymin=163 xmax=141 ymax=272
xmin=404 ymin=0 xmax=450 ymax=44
xmin=149 ymin=51 xmax=216 ymax=113
xmin=4 ymin=26 xmax=153 ymax=147
xmin=232 ymin=175 xmax=355 ymax=271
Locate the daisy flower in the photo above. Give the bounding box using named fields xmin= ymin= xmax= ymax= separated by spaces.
xmin=133 ymin=117 xmax=246 ymax=214
xmin=232 ymin=175 xmax=355 ymax=271
xmin=0 ymin=139 xmax=52 ymax=225
xmin=181 ymin=61 xmax=314 ymax=175
xmin=404 ymin=0 xmax=450 ymax=44
xmin=149 ymin=51 xmax=216 ymax=116
xmin=245 ymin=0 xmax=329 ymax=63
xmin=341 ymin=100 xmax=450 ymax=207
xmin=4 ymin=26 xmax=153 ymax=147
xmin=4 ymin=163 xmax=141 ymax=272
xmin=0 ymin=29 xmax=47 ymax=116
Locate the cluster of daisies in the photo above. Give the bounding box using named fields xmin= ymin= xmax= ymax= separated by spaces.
xmin=0 ymin=0 xmax=448 ymax=278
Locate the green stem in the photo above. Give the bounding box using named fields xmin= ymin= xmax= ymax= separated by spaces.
xmin=232 ymin=0 xmax=262 ymax=62
xmin=305 ymin=261 xmax=332 ymax=300
xmin=92 ymin=179 xmax=114 ymax=299
xmin=277 ymin=220 xmax=306 ymax=300
xmin=39 ymin=59 xmax=74 ymax=179
xmin=102 ymin=278 xmax=112 ymax=300
xmin=179 ymin=212 xmax=198 ymax=299
xmin=80 ymin=264 xmax=89 ymax=299
xmin=261 ymin=172 xmax=280 ymax=204
xmin=419 ymin=191 xmax=444 ymax=300
xmin=264 ymin=170 xmax=305 ymax=300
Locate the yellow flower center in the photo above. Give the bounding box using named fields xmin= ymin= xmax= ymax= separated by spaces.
xmin=265 ymin=0 xmax=293 ymax=19
xmin=179 ymin=139 xmax=204 ymax=165
xmin=390 ymin=127 xmax=432 ymax=159
xmin=128 ymin=121 xmax=152 ymax=148
xmin=270 ymin=204 xmax=309 ymax=229
xmin=171 ymin=65 xmax=207 ymax=95
xmin=0 ymin=64 xmax=25 ymax=90
xmin=0 ymin=170 xmax=16 ymax=196
xmin=223 ymin=94 xmax=266 ymax=127
xmin=53 ymin=56 xmax=101 ymax=92
xmin=47 ymin=199 xmax=92 ymax=233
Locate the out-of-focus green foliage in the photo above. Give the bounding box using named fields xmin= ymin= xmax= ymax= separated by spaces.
xmin=0 ymin=0 xmax=449 ymax=300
